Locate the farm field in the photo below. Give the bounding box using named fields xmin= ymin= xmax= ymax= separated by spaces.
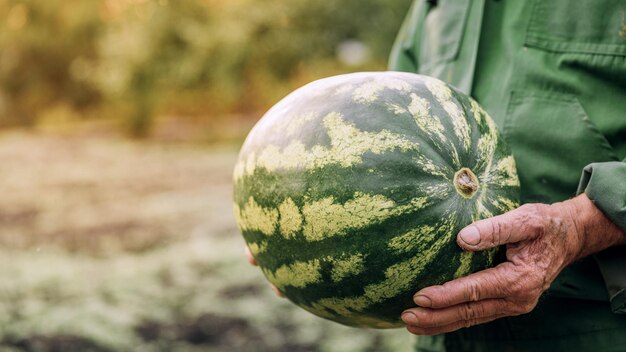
xmin=0 ymin=132 xmax=413 ymax=352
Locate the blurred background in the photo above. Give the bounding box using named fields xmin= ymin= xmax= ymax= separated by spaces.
xmin=0 ymin=0 xmax=415 ymax=351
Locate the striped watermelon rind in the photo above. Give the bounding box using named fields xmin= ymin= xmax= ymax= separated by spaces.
xmin=233 ymin=72 xmax=520 ymax=328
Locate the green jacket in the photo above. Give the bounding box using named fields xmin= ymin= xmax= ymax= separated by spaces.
xmin=389 ymin=0 xmax=626 ymax=350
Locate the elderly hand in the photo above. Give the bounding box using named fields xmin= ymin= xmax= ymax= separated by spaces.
xmin=401 ymin=194 xmax=626 ymax=335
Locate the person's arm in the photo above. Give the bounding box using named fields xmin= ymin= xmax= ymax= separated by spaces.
xmin=577 ymin=161 xmax=626 ymax=314
xmin=577 ymin=161 xmax=626 ymax=236
xmin=401 ymin=192 xmax=626 ymax=335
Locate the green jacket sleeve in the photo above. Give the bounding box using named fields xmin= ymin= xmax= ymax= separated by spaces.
xmin=577 ymin=161 xmax=626 ymax=314
xmin=388 ymin=0 xmax=426 ymax=72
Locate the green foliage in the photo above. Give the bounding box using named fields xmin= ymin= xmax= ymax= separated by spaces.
xmin=0 ymin=0 xmax=412 ymax=136
xmin=0 ymin=0 xmax=102 ymax=126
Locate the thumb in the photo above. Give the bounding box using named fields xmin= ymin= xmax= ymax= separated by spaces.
xmin=457 ymin=204 xmax=543 ymax=251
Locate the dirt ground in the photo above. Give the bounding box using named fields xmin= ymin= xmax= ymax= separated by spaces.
xmin=0 ymin=132 xmax=413 ymax=352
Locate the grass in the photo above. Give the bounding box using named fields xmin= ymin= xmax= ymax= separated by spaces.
xmin=0 ymin=132 xmax=413 ymax=351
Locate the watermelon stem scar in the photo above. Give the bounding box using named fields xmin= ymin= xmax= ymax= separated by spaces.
xmin=454 ymin=167 xmax=479 ymax=198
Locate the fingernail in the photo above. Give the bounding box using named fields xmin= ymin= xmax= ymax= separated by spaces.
xmin=459 ymin=226 xmax=481 ymax=245
xmin=401 ymin=311 xmax=418 ymax=325
xmin=413 ymin=294 xmax=432 ymax=307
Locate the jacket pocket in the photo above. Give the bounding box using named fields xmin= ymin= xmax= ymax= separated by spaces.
xmin=504 ymin=91 xmax=618 ymax=204
xmin=525 ymin=0 xmax=626 ymax=56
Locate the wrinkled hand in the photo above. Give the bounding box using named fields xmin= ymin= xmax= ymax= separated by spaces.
xmin=244 ymin=246 xmax=285 ymax=297
xmin=402 ymin=194 xmax=626 ymax=335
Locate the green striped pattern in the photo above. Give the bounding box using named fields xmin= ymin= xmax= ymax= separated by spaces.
xmin=233 ymin=72 xmax=520 ymax=328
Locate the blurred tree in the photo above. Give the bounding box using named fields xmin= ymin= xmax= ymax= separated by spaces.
xmin=0 ymin=0 xmax=412 ymax=136
xmin=0 ymin=0 xmax=102 ymax=127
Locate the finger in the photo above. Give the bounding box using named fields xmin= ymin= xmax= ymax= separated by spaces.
xmin=457 ymin=203 xmax=546 ymax=251
xmin=406 ymin=314 xmax=506 ymax=336
xmin=245 ymin=246 xmax=257 ymax=266
xmin=402 ymin=299 xmax=510 ymax=328
xmin=270 ymin=284 xmax=285 ymax=298
xmin=244 ymin=247 xmax=284 ymax=297
xmin=414 ymin=263 xmax=519 ymax=308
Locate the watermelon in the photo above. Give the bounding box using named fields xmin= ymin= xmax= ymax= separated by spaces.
xmin=233 ymin=72 xmax=520 ymax=328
